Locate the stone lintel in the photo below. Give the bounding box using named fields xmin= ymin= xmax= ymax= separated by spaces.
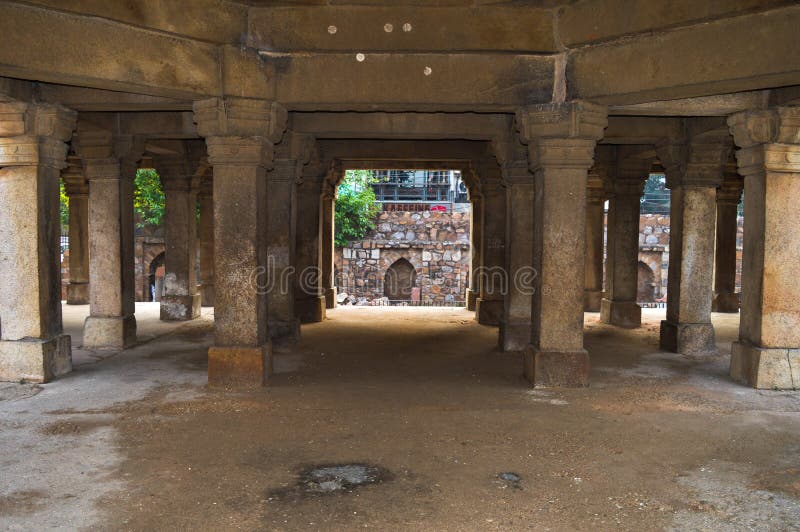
xmin=523 ymin=347 xmax=590 ymax=388
xmin=208 ymin=344 xmax=272 ymax=388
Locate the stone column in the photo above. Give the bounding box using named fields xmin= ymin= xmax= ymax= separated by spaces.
xmin=500 ymin=157 xmax=535 ymax=352
xmin=656 ymin=130 xmax=730 ymax=355
xmin=295 ymin=169 xmax=326 ymax=323
xmin=62 ymin=155 xmax=90 ymax=305
xmin=0 ymin=102 xmax=75 ymax=382
xmin=194 ymin=97 xmax=287 ymax=387
xmin=266 ymin=158 xmax=300 ymax=341
xmin=465 ymin=194 xmax=483 ymax=311
xmin=80 ymin=132 xmax=140 ymax=349
xmin=475 ymin=177 xmax=506 ymax=326
xmin=584 ymin=171 xmax=606 ymax=312
xmin=197 ymin=175 xmax=214 ymax=307
xmin=517 ymin=101 xmax=608 ymax=387
xmin=320 ymin=190 xmax=336 ymax=309
xmin=156 ymin=155 xmax=201 ymax=321
xmin=712 ymin=177 xmax=743 ymax=313
xmin=600 ymin=156 xmax=648 ymax=328
xmin=728 ymin=107 xmax=800 ymax=389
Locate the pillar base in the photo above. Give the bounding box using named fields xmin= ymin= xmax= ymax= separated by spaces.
xmin=466 ymin=288 xmax=479 ymax=311
xmin=600 ymin=299 xmax=642 ymax=328
xmin=523 ymin=346 xmax=590 ymax=387
xmin=730 ymin=342 xmax=799 ymax=389
xmin=208 ymin=343 xmax=272 ymax=388
xmin=475 ymin=297 xmax=503 ymax=326
xmin=324 ymin=287 xmax=337 ymax=309
xmin=83 ymin=315 xmax=137 ymax=349
xmin=269 ymin=318 xmax=301 ymax=342
xmin=712 ymin=292 xmax=740 ymax=313
xmin=66 ymin=282 xmax=89 ymax=305
xmin=499 ymin=319 xmax=531 ymax=352
xmin=0 ymin=334 xmax=72 ymax=383
xmin=296 ymin=295 xmax=326 ymax=323
xmin=659 ymin=320 xmax=716 ymax=355
xmin=583 ymin=290 xmax=602 ymax=312
xmin=200 ymin=284 xmax=215 ymax=307
xmin=160 ymin=294 xmax=201 ymax=321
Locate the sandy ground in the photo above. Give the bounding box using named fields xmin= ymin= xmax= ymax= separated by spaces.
xmin=1 ymin=304 xmax=799 ymax=531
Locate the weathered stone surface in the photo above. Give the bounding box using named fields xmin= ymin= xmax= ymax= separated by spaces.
xmin=198 ymin=184 xmax=214 ymax=307
xmin=159 ymin=295 xmax=202 ymax=322
xmin=523 ymin=347 xmax=590 ymax=388
xmin=208 ymin=344 xmax=272 ymax=388
xmin=730 ymin=343 xmax=799 ymax=390
xmin=83 ymin=315 xmax=137 ymax=349
xmin=0 ymin=335 xmax=71 ymax=383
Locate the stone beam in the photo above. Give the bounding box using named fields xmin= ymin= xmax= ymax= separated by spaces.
xmin=247 ymin=5 xmax=556 ymax=53
xmin=559 ymin=0 xmax=793 ymax=47
xmin=602 ymin=117 xmax=683 ymax=145
xmin=14 ymin=0 xmax=246 ymax=44
xmin=0 ymin=2 xmax=222 ymax=99
xmin=609 ymin=91 xmax=770 ymax=117
xmin=38 ymin=84 xmax=192 ymax=112
xmin=268 ymin=52 xmax=556 ymax=111
xmin=291 ymin=112 xmax=512 ymax=140
xmin=75 ymin=112 xmax=198 ymax=140
xmin=318 ymin=139 xmax=493 ymax=162
xmin=567 ymin=5 xmax=800 ymax=105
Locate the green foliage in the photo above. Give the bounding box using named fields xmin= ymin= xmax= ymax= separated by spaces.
xmin=134 ymin=169 xmax=165 ymax=229
xmin=335 ymin=170 xmax=380 ymax=247
xmin=59 ymin=181 xmax=69 ymax=232
xmin=640 ymin=173 xmax=670 ymax=215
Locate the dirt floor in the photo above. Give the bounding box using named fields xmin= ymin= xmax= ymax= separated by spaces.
xmin=1 ymin=305 xmax=799 ymax=531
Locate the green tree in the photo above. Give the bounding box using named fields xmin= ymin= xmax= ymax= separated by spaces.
xmin=335 ymin=170 xmax=380 ymax=247
xmin=134 ymin=169 xmax=165 ymax=229
xmin=59 ymin=181 xmax=69 ymax=233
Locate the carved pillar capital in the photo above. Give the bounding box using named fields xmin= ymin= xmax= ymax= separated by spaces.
xmin=728 ymin=106 xmax=800 ymax=177
xmin=0 ymin=102 xmax=76 ymax=169
xmin=193 ymin=97 xmax=287 ymax=141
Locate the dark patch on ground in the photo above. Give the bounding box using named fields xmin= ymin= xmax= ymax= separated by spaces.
xmin=40 ymin=418 xmax=109 ymax=436
xmin=0 ymin=490 xmax=46 ymax=516
xmin=267 ymin=463 xmax=394 ymax=501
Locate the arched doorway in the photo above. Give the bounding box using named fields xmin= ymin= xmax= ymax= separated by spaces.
xmin=148 ymin=252 xmax=165 ymax=302
xmin=637 ymin=261 xmax=656 ymax=303
xmin=384 ymin=258 xmax=416 ymax=302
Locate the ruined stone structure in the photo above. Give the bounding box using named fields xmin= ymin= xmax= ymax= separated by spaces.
xmin=335 ymin=210 xmax=470 ymax=305
xmin=0 ymin=1 xmax=799 ymax=389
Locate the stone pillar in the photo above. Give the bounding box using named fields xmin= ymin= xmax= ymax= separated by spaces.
xmin=712 ymin=177 xmax=743 ymax=313
xmin=600 ymin=156 xmax=648 ymax=328
xmin=517 ymin=101 xmax=608 ymax=387
xmin=0 ymin=102 xmax=75 ymax=382
xmin=194 ymin=97 xmax=287 ymax=387
xmin=80 ymin=133 xmax=140 ymax=349
xmin=584 ymin=172 xmax=605 ymax=312
xmin=62 ymin=155 xmax=90 ymax=305
xmin=198 ymin=175 xmax=214 ymax=307
xmin=465 ymin=194 xmax=483 ymax=311
xmin=728 ymin=107 xmax=800 ymax=389
xmin=320 ymin=190 xmax=336 ymax=309
xmin=475 ymin=177 xmax=506 ymax=326
xmin=156 ymin=155 xmax=201 ymax=321
xmin=656 ymin=130 xmax=730 ymax=355
xmin=266 ymin=158 xmax=300 ymax=341
xmin=500 ymin=156 xmax=535 ymax=352
xmin=295 ymin=170 xmax=326 ymax=323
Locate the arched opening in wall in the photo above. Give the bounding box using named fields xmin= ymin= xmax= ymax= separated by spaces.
xmin=333 ymin=167 xmax=472 ymax=307
xmin=148 ymin=252 xmax=165 ymax=302
xmin=637 ymin=261 xmax=656 ymax=303
xmin=384 ymin=258 xmax=417 ymax=302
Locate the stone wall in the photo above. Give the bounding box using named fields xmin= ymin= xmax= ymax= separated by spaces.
xmin=335 ymin=210 xmax=471 ymax=305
